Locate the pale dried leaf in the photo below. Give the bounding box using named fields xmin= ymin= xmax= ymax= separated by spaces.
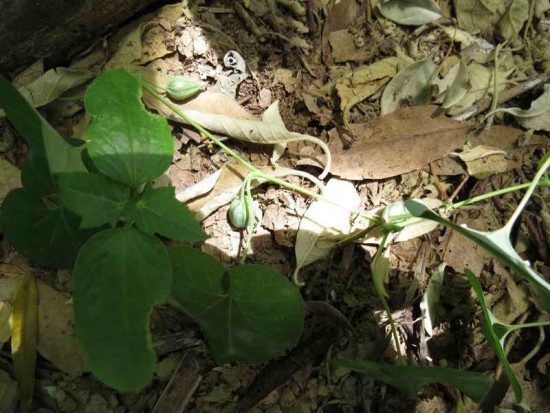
xmin=294 ymin=179 xmax=361 ymax=284
xmin=502 ymin=86 xmax=550 ymax=132
xmin=262 ymin=101 xmax=287 ymax=163
xmin=421 ymin=263 xmax=445 ymax=336
xmin=181 ymin=164 xmax=300 ymax=221
xmin=331 ymin=106 xmax=472 ymax=180
xmin=381 ymin=58 xmax=436 ymax=115
xmin=453 ymin=145 xmax=508 ymax=178
xmin=377 ymin=0 xmax=442 ymax=26
xmin=0 ymin=159 xmax=21 ymax=203
xmin=441 ymin=62 xmax=470 ymax=109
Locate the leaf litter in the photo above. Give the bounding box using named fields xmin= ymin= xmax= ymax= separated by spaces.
xmin=1 ymin=0 xmax=550 ymax=411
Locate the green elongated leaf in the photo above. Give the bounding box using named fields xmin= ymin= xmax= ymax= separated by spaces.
xmin=85 ymin=70 xmax=173 ymax=187
xmin=11 ymin=273 xmax=37 ymax=413
xmin=377 ymin=0 xmax=442 ymax=26
xmin=57 ymin=172 xmax=131 ymax=228
xmin=127 ymin=186 xmax=206 ymax=241
xmin=403 ymin=200 xmax=550 ymax=311
xmin=1 ymin=189 xmax=93 ymax=268
xmin=73 ymin=228 xmax=172 ymax=391
xmin=464 ymin=270 xmax=522 ymax=401
xmin=170 ymin=247 xmax=304 ymax=364
xmin=0 ymin=75 xmax=86 ymax=179
xmin=21 ymin=149 xmax=56 ymax=196
xmin=333 ymin=358 xmax=490 ymax=402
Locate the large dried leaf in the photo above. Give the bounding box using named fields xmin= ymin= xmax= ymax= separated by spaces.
xmin=294 ymin=179 xmax=361 ymax=283
xmin=11 ymin=273 xmax=37 ymax=413
xmin=331 ymin=106 xmax=472 ymax=180
xmin=0 ymin=273 xmax=87 ymax=375
xmin=381 ymin=58 xmax=436 ymax=115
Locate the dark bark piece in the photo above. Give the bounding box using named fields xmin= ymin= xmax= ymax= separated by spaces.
xmin=234 ymin=313 xmax=346 ymax=413
xmin=152 ymin=351 xmax=211 ymax=413
xmin=0 ymin=0 xmax=168 ymax=74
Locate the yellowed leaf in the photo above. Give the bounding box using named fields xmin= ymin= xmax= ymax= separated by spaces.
xmin=11 ymin=274 xmax=37 ymax=413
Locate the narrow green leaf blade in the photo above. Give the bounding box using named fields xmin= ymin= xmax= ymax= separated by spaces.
xmin=85 ymin=70 xmax=173 ymax=187
xmin=333 ymin=358 xmax=491 ymax=402
xmin=11 ymin=273 xmax=37 ymax=413
xmin=464 ymin=269 xmax=523 ymax=401
xmin=0 ymin=74 xmax=86 ymax=177
xmin=1 ymin=189 xmax=93 ymax=268
xmin=73 ymin=228 xmax=172 ymax=391
xmin=128 ymin=186 xmax=206 ymax=241
xmin=170 ymin=247 xmax=304 ymax=364
xmin=57 ymin=172 xmax=131 ymax=228
xmin=403 ymin=200 xmax=550 ymax=310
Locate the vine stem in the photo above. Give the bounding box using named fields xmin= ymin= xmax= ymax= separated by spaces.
xmin=142 ymin=84 xmax=378 ymax=224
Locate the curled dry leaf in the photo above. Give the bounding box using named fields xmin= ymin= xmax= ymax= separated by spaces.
xmin=178 ymin=163 xmax=309 ymax=222
xmin=0 ymin=271 xmax=87 ymax=376
xmin=294 ymin=179 xmax=361 ymax=284
xmin=499 ymin=85 xmax=550 ymax=132
xmin=330 ymin=106 xmax=472 ymax=180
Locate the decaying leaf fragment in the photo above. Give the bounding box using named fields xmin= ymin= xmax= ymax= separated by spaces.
xmin=294 ymin=179 xmax=361 ymax=284
xmin=330 ymin=106 xmax=472 ymax=180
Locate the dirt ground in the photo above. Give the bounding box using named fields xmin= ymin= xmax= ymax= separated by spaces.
xmin=1 ymin=1 xmax=550 ymax=412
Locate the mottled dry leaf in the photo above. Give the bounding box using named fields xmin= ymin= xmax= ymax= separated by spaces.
xmin=455 ymin=0 xmax=499 ymax=34
xmin=294 ymin=179 xmax=360 ymax=284
xmin=331 ymin=106 xmax=472 ymax=180
xmin=0 ymin=274 xmax=87 ymax=376
xmin=500 ymin=86 xmax=550 ymax=132
xmin=381 ymin=58 xmax=436 ymax=115
xmin=452 ymin=145 xmax=507 ymax=178
xmin=497 ymin=0 xmax=529 ymax=40
xmin=377 ymin=0 xmax=442 ymax=26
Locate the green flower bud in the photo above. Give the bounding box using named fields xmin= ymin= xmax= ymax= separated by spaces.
xmin=165 ymin=76 xmax=204 ymax=100
xmin=228 ymin=196 xmax=255 ymax=229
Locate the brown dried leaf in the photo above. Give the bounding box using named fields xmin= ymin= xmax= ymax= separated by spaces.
xmin=0 ymin=272 xmax=87 ymax=376
xmin=331 ymin=106 xmax=472 ymax=180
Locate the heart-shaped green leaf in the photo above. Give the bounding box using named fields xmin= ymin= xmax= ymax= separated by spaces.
xmin=1 ymin=189 xmax=93 ymax=268
xmin=127 ymin=186 xmax=206 ymax=241
xmin=58 ymin=172 xmax=131 ymax=228
xmin=84 ymin=70 xmax=173 ymax=187
xmin=170 ymin=247 xmax=304 ymax=364
xmin=73 ymin=228 xmax=172 ymax=391
xmin=333 ymin=358 xmax=490 ymax=402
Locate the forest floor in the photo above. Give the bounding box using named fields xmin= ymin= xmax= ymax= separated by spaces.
xmin=1 ymin=1 xmax=550 ymax=412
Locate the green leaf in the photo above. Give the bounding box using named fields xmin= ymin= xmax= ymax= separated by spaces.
xmin=333 ymin=358 xmax=491 ymax=402
xmin=464 ymin=269 xmax=522 ymax=401
xmin=21 ymin=149 xmax=56 ymax=196
xmin=377 ymin=0 xmax=442 ymax=26
xmin=57 ymin=172 xmax=131 ymax=228
xmin=170 ymin=247 xmax=304 ymax=364
xmin=1 ymin=189 xmax=93 ymax=268
xmin=0 ymin=74 xmax=86 ymax=179
xmin=73 ymin=228 xmax=172 ymax=391
xmin=127 ymin=186 xmax=206 ymax=241
xmin=403 ymin=200 xmax=550 ymax=311
xmin=85 ymin=70 xmax=173 ymax=187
